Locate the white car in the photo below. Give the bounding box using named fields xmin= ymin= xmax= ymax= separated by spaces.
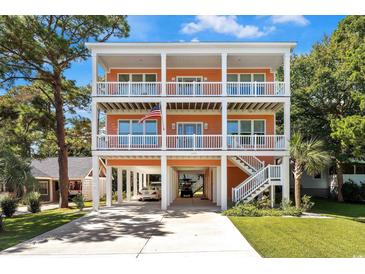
xmin=138 ymin=187 xmax=161 ymax=201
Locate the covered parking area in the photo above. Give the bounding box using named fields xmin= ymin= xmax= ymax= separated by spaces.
xmin=91 ymin=156 xmax=225 ymax=211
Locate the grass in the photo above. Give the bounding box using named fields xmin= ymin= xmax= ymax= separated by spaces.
xmin=229 ymin=199 xmax=365 ymax=258
xmin=230 ymin=216 xmax=365 ymax=258
xmin=0 ymin=208 xmax=87 ymax=251
xmin=311 ymin=198 xmax=365 ymax=219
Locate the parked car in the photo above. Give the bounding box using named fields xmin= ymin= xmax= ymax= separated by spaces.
xmin=138 ymin=187 xmax=161 ymax=201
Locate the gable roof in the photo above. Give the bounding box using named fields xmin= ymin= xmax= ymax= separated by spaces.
xmin=31 ymin=157 xmax=102 ymax=180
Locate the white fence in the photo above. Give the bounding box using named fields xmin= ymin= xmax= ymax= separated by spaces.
xmin=166 ymin=82 xmax=222 ymax=96
xmin=167 ymin=135 xmax=222 ymax=150
xmin=97 ymin=135 xmax=162 ymax=149
xmin=96 ymin=82 xmax=161 ymax=96
xmin=227 ymin=135 xmax=286 ymax=150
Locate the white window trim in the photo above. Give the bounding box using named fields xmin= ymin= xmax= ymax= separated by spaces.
xmin=38 ymin=180 xmax=49 ymax=195
xmin=117 ymin=73 xmax=158 ymax=82
xmin=227 ymin=73 xmax=266 ymax=82
xmin=118 ymin=119 xmax=158 ymax=135
xmin=176 ymin=122 xmax=204 ymax=135
xmin=227 ymin=119 xmax=266 ymax=135
xmin=176 ymin=76 xmax=204 ymax=82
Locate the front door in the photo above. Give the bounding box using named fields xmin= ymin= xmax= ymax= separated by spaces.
xmin=176 ymin=76 xmax=203 ymax=95
xmin=177 ymin=123 xmax=203 ymax=148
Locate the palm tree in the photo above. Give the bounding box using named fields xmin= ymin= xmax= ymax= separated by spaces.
xmin=290 ymin=132 xmax=331 ymax=208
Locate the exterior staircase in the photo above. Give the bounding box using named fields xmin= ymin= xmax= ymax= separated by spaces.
xmin=230 ymin=156 xmax=282 ymax=204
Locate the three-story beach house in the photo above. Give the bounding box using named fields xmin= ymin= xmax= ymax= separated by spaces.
xmin=87 ymin=42 xmax=295 ymax=210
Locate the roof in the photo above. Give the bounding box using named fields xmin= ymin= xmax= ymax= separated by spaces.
xmin=86 ymin=41 xmax=297 ymax=50
xmin=31 ymin=157 xmax=97 ymax=180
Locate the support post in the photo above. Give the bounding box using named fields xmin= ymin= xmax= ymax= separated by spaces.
xmin=117 ymin=168 xmax=123 ymax=204
xmin=106 ymin=166 xmax=112 ymax=207
xmin=216 ymin=167 xmax=221 ymax=206
xmin=92 ymin=156 xmax=100 ymax=211
xmin=271 ymin=185 xmax=275 ymax=208
xmin=282 ymin=156 xmax=290 ymax=201
xmin=222 ymin=100 xmax=227 ymax=150
xmin=139 ymin=172 xmax=143 ymax=191
xmin=212 ymin=168 xmax=217 ymax=203
xmin=221 ymin=53 xmax=227 ymax=96
xmin=161 ymin=155 xmax=168 ymax=210
xmin=161 ymin=53 xmax=166 ymax=96
xmin=133 ymin=170 xmax=138 ymax=198
xmin=161 ymin=101 xmax=167 ymax=150
xmin=284 ymin=52 xmax=291 ymax=96
xmin=126 ymin=169 xmax=131 ymax=201
xmin=220 ymin=156 xmax=227 ymax=210
xmin=143 ymin=173 xmax=147 ymax=187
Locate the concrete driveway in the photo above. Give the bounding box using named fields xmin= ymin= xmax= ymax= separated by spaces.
xmin=2 ymin=201 xmax=259 ymax=258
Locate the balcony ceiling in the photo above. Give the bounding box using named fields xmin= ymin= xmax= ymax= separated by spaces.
xmin=99 ymin=54 xmax=283 ymax=70
xmin=98 ymin=102 xmax=282 ymax=112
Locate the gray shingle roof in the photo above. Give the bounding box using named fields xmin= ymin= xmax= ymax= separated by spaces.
xmin=31 ymin=157 xmax=93 ymax=179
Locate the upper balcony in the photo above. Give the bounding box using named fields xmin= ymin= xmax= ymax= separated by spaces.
xmin=88 ymin=42 xmax=294 ymax=99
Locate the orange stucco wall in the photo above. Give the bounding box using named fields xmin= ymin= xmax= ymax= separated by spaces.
xmin=107 ymin=114 xmax=275 ymax=135
xmin=107 ymin=68 xmax=274 ymax=82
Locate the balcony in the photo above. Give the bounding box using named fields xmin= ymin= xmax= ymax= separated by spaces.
xmin=96 ymin=134 xmax=287 ymax=150
xmin=95 ymin=82 xmax=286 ymax=97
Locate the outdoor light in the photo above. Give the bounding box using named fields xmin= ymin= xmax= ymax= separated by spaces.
xmin=172 ymin=123 xmax=176 ymax=130
xmin=204 ymin=123 xmax=208 ymax=130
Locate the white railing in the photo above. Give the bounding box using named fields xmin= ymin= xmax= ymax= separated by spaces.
xmin=232 ymin=164 xmax=282 ymax=203
xmin=166 ymin=135 xmax=222 ymax=150
xmin=166 ymin=82 xmax=222 ymax=96
xmin=227 ymin=135 xmax=286 ymax=150
xmin=97 ymin=135 xmax=162 ymax=149
xmin=96 ymin=82 xmax=161 ymax=96
xmin=227 ymin=82 xmax=285 ymax=96
xmin=237 ymin=156 xmax=265 ymax=172
xmin=95 ymin=81 xmax=286 ymax=96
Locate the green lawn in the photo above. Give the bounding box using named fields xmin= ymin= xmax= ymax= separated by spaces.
xmin=0 ymin=208 xmax=86 ymax=251
xmin=229 ymin=199 xmax=365 ymax=258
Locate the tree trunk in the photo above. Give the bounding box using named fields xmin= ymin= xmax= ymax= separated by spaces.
xmin=336 ymin=160 xmax=344 ymax=202
xmin=53 ymin=80 xmax=69 ymax=208
xmin=293 ymin=163 xmax=302 ymax=208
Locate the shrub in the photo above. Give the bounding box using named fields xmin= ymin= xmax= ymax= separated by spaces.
xmin=301 ymin=195 xmax=315 ymax=212
xmin=254 ymin=194 xmax=271 ymax=209
xmin=342 ymin=180 xmax=362 ymax=202
xmin=280 ymin=200 xmax=302 ymax=217
xmin=72 ymin=194 xmax=85 ymax=211
xmin=0 ymin=195 xmax=18 ymax=217
xmin=359 ymin=183 xmax=365 ymax=200
xmin=0 ymin=214 xmax=4 ymax=232
xmin=223 ymin=200 xmax=302 ymax=217
xmin=24 ymin=192 xmax=41 ymax=213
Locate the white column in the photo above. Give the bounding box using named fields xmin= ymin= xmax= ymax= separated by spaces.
xmin=117 ymin=168 xmax=123 ymax=204
xmin=133 ymin=170 xmax=138 ymax=198
xmin=106 ymin=166 xmax=112 ymax=207
xmin=212 ymin=168 xmax=217 ymax=203
xmin=161 ymin=101 xmax=167 ymax=150
xmin=166 ymin=167 xmax=171 ymax=206
xmin=284 ymin=52 xmax=291 ymax=96
xmin=92 ymin=156 xmax=100 ymax=211
xmin=161 ymin=155 xmax=168 ymax=210
xmin=143 ymin=173 xmax=147 ymax=187
xmin=126 ymin=169 xmax=131 ymax=201
xmin=282 ymin=156 xmax=290 ymax=201
xmin=221 ymin=53 xmax=227 ymax=96
xmin=91 ymin=52 xmax=98 ymax=151
xmin=222 ymin=100 xmax=228 ymax=150
xmin=161 ymin=53 xmax=166 ymax=96
xmin=139 ymin=172 xmax=143 ymax=191
xmin=271 ymin=185 xmax=275 ymax=208
xmin=216 ymin=166 xmax=221 ymax=206
xmin=220 ymin=156 xmax=227 ymax=210
xmin=284 ymin=101 xmax=290 ymax=149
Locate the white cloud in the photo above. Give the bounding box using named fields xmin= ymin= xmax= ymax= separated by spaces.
xmin=191 ymin=37 xmax=200 ymax=42
xmin=181 ymin=16 xmax=274 ymax=38
xmin=270 ymin=16 xmax=309 ymax=26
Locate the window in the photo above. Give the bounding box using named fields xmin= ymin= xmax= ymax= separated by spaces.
xmin=240 ymin=120 xmax=252 ymax=135
xmin=227 ymin=74 xmax=238 ymax=82
xmin=343 ymin=163 xmax=355 ymax=174
xmin=118 ymin=120 xmax=157 ymax=135
xmin=253 ymin=74 xmax=265 ymax=82
xmin=227 ymin=73 xmax=265 ymax=82
xmin=313 ymin=172 xmax=322 ymax=179
xmin=240 ymin=74 xmax=251 ymax=82
xmin=355 ymin=164 xmax=365 ymax=174
xmin=145 ymin=121 xmax=158 ymax=135
xmin=132 ymin=120 xmax=144 ymax=135
xmin=38 ymin=181 xmax=49 ymax=195
xmin=119 ymin=121 xmax=130 ymax=135
xmin=253 ymin=120 xmax=265 ymax=135
xmin=117 ymin=73 xmax=157 ymax=82
xmin=228 ymin=121 xmax=239 ymax=135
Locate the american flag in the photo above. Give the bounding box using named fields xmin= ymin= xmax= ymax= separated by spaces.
xmin=138 ymin=105 xmax=161 ymax=123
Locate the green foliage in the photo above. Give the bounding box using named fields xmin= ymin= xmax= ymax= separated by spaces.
xmin=0 ymin=195 xmax=18 ymax=217
xmin=301 ymin=195 xmax=315 ymax=212
xmin=24 ymin=191 xmax=41 ymax=213
xmin=72 ymin=194 xmax=85 ymax=211
xmin=342 ymin=180 xmax=365 ymax=202
xmin=280 ymin=200 xmax=303 ymax=216
xmin=223 ymin=201 xmax=302 ymax=217
xmin=0 ymin=148 xmax=35 ymax=196
xmin=0 ymin=215 xmax=3 ymax=232
xmin=253 ymin=194 xmax=271 ymax=209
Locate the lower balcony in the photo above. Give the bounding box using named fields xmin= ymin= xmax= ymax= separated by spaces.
xmin=96 ymin=135 xmax=287 ymax=150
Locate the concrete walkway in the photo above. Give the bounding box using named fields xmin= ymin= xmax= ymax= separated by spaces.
xmin=2 ymin=201 xmax=259 ymax=258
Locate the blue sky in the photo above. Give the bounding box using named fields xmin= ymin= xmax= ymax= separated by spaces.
xmin=66 ymin=15 xmax=344 ymax=87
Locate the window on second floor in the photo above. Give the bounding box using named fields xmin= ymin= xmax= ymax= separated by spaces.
xmin=227 ymin=120 xmax=265 ymax=135
xmin=117 ymin=73 xmax=157 ymax=82
xmin=227 ymin=73 xmax=265 ymax=82
xmin=118 ymin=120 xmax=158 ymax=135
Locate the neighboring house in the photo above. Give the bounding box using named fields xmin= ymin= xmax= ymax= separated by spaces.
xmin=31 ymin=157 xmax=107 ymax=202
xmin=294 ymin=160 xmax=365 ymax=198
xmin=87 ymin=42 xmax=295 ymax=210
